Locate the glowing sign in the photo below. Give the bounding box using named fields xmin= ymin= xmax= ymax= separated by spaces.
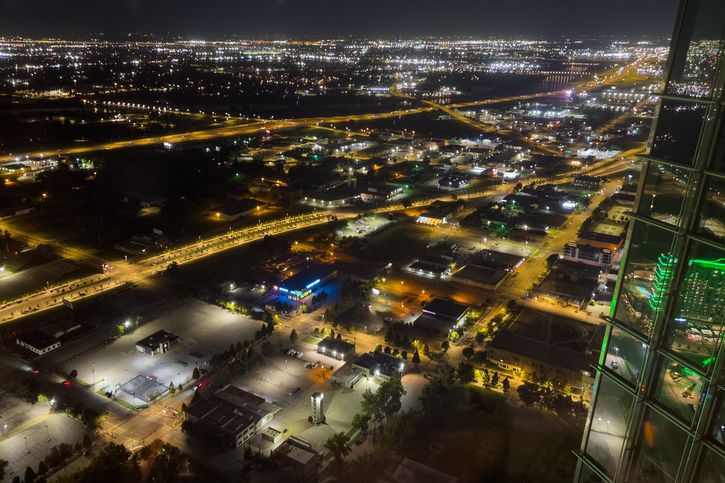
xmin=306 ymin=278 xmax=321 ymax=289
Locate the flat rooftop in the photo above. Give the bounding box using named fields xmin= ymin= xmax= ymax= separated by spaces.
xmin=471 ymin=249 xmax=525 ymax=270
xmin=422 ymin=298 xmax=469 ymax=321
xmin=489 ymin=330 xmax=594 ymax=373
xmin=277 ymin=263 xmax=337 ymax=293
xmin=354 ymin=351 xmax=405 ymax=378
xmin=316 ymin=336 xmax=355 ymax=354
xmin=136 ymin=330 xmax=178 ymax=350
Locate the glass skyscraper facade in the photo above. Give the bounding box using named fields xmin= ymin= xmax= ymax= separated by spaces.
xmin=575 ymin=1 xmax=725 ymax=482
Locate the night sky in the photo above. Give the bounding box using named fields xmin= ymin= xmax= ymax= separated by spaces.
xmin=0 ymin=0 xmax=679 ymax=38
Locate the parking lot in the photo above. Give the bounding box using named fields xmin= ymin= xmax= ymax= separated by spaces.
xmin=336 ymin=216 xmax=394 ymax=239
xmin=0 ymin=412 xmax=85 ymax=481
xmin=66 ymin=300 xmax=265 ymax=407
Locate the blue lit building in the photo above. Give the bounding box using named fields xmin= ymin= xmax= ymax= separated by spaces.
xmin=274 ymin=263 xmax=337 ymax=301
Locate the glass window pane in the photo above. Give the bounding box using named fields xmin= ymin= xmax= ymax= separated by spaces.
xmin=697 ymin=176 xmax=725 ymax=243
xmin=585 ymin=377 xmax=634 ymax=477
xmin=712 ymin=397 xmax=725 ymax=446
xmin=665 ymin=0 xmax=725 ymax=99
xmin=650 ymin=100 xmax=708 ymax=166
xmin=665 ymin=241 xmax=725 ymax=368
xmin=578 ymin=464 xmax=604 ymax=483
xmin=653 ymin=356 xmax=706 ymax=422
xmin=630 ymin=409 xmax=689 ymax=482
xmin=694 ymin=446 xmax=725 ymax=483
xmin=615 ymin=222 xmax=677 ymax=336
xmin=605 ymin=327 xmax=647 ymax=386
xmin=712 ymin=120 xmax=725 ymax=172
xmin=638 ymin=162 xmax=690 ymax=226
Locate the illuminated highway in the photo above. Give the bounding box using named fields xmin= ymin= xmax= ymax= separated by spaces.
xmin=0 ymin=61 xmax=648 ymax=323
xmin=0 ymin=60 xmax=645 ymax=165
xmin=0 ymin=211 xmax=343 ymax=323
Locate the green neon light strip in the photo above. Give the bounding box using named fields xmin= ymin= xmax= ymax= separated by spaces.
xmin=689 ymin=258 xmax=725 ymax=270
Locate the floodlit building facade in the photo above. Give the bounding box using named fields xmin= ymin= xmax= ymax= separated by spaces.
xmin=574 ymin=1 xmax=725 ymax=481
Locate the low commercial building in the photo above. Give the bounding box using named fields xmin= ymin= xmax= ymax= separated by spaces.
xmin=413 ymin=298 xmax=470 ymax=334
xmin=316 ymin=336 xmax=355 ymax=361
xmin=353 ymin=351 xmax=406 ymax=381
xmin=211 ymin=198 xmax=265 ymax=221
xmin=564 ymin=242 xmax=612 ymax=267
xmin=332 ymin=363 xmax=365 ymax=388
xmin=452 ymin=264 xmax=508 ymax=290
xmin=274 ymin=263 xmax=337 ymax=301
xmin=305 ymin=184 xmax=360 ymax=207
xmin=416 ymin=200 xmax=463 ymax=225
xmin=16 ymin=331 xmax=61 ymax=356
xmin=488 ymin=330 xmax=595 ymax=393
xmin=135 ymin=330 xmax=178 ymax=356
xmin=186 ymin=385 xmax=279 ymax=449
xmin=274 ymin=437 xmax=323 ymax=478
xmin=361 ymin=184 xmax=403 ymax=203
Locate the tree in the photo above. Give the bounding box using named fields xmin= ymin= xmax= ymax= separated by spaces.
xmin=411 ymin=350 xmax=421 ymax=364
xmin=147 ymin=443 xmax=187 ymax=483
xmin=462 ymin=347 xmax=475 ymax=359
xmin=517 ymin=382 xmax=542 ymax=407
xmin=422 ymin=343 xmax=430 ymax=356
xmin=480 ymin=368 xmax=491 ymax=386
xmin=375 ymin=344 xmax=383 ymax=352
xmin=440 ymin=340 xmax=449 ymax=352
xmin=324 ymin=433 xmax=351 ymax=462
xmin=361 ymin=389 xmax=382 ymax=421
xmin=377 ymin=378 xmax=406 ymax=420
xmin=37 ymin=460 xmax=48 ymax=476
xmin=192 ymin=367 xmax=200 ymax=380
xmin=351 ymin=413 xmax=370 ymax=434
xmin=502 ymin=377 xmax=510 ymax=393
xmin=74 ymin=441 xmax=140 ymax=483
xmin=456 ymin=362 xmax=475 ymax=384
xmin=289 ymin=329 xmax=298 ymax=344
xmin=83 ymin=434 xmax=93 ymax=450
xmin=491 ymin=371 xmax=500 ymax=387
xmin=81 ymin=408 xmax=101 ymax=430
xmin=0 ymin=459 xmax=7 ymax=481
xmin=24 ymin=466 xmax=36 ymax=483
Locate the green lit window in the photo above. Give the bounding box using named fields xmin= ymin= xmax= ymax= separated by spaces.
xmin=653 ymin=356 xmax=705 ymax=423
xmin=605 ymin=327 xmax=647 ymax=386
xmin=650 ymin=100 xmax=708 ymax=166
xmin=584 ymin=377 xmax=634 ymax=477
xmin=615 ymin=222 xmax=677 ymax=336
xmin=697 ymin=176 xmax=725 ymax=243
xmin=638 ymin=162 xmax=689 ymax=226
xmin=665 ymin=0 xmax=725 ymax=99
xmin=630 ymin=409 xmax=689 ymax=482
xmin=665 ymin=241 xmax=725 ymax=369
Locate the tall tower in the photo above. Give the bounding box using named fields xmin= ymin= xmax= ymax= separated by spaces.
xmin=311 ymin=392 xmax=325 ymax=424
xmin=575 ymin=1 xmax=725 ymax=481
